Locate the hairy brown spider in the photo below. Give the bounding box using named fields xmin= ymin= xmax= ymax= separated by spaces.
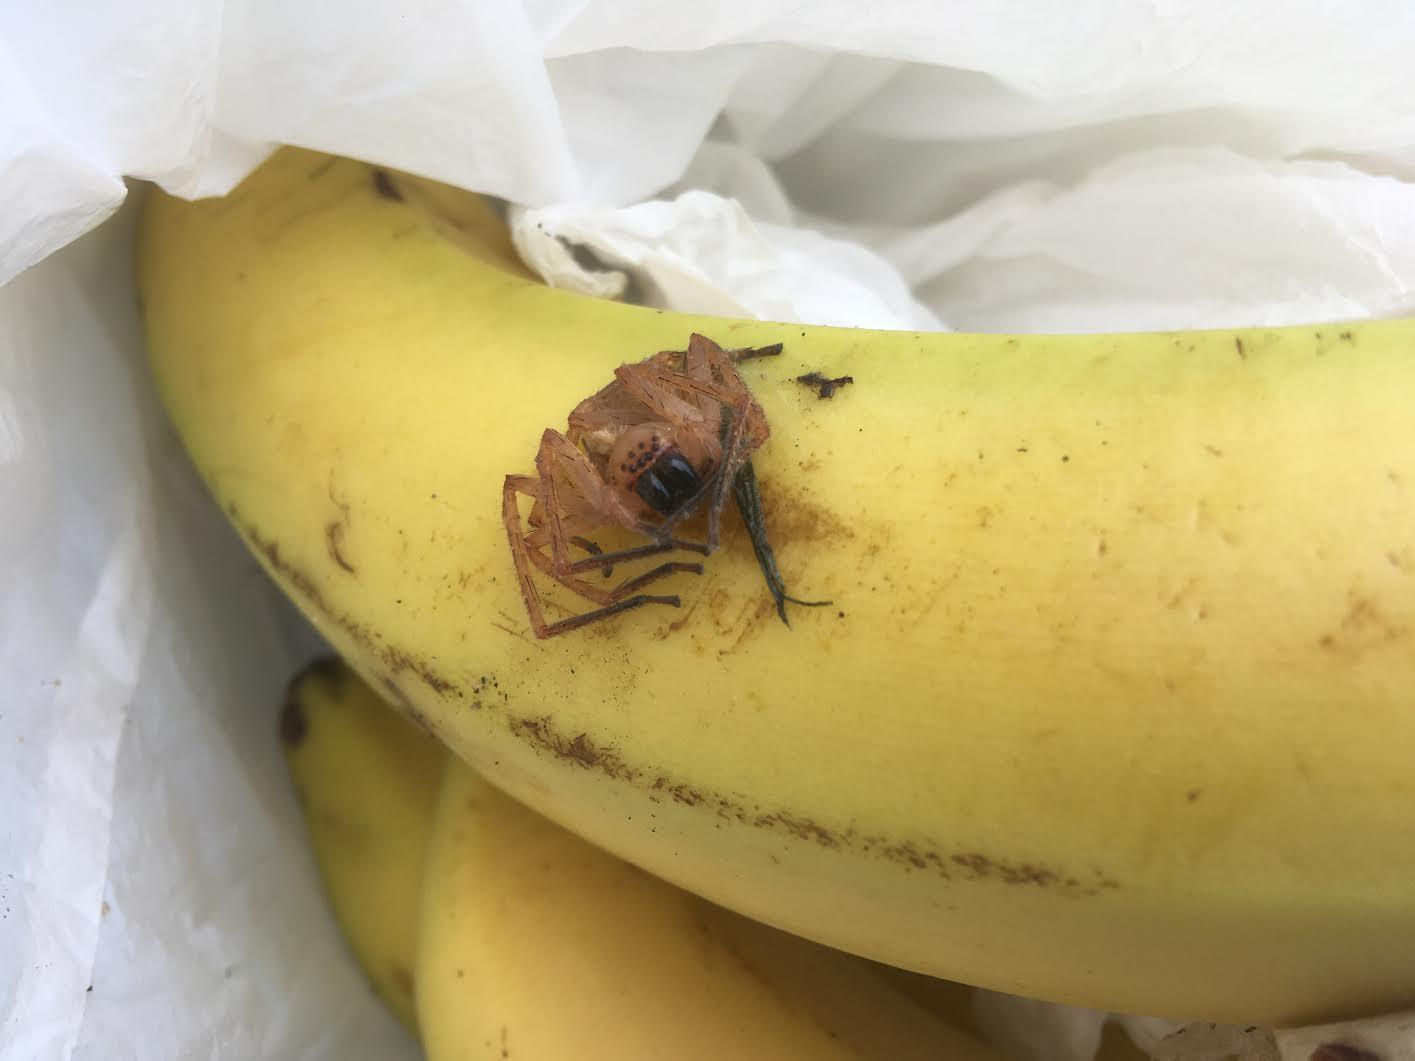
xmin=502 ymin=333 xmax=827 ymax=639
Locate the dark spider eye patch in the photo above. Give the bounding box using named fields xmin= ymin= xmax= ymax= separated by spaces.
xmin=637 ymin=453 xmax=701 ymax=515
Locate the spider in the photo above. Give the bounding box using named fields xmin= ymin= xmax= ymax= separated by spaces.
xmin=502 ymin=333 xmax=827 ymax=638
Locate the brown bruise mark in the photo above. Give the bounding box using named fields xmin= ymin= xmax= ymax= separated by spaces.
xmin=325 ymin=472 xmax=356 ymax=573
xmin=715 ymin=596 xmax=775 ymax=660
xmin=752 ymin=809 xmax=841 ymax=849
xmin=1165 ymin=576 xmax=1203 ymax=614
xmin=750 ymin=484 xmax=856 ymax=555
xmin=1317 ymin=591 xmax=1407 ymax=659
xmin=279 ymin=655 xmax=347 ymax=747
xmin=468 ymin=673 xmax=506 ymax=713
xmin=664 ymin=590 xmax=703 ymax=635
xmin=389 ymin=964 xmax=414 ymax=1000
xmin=949 ymin=851 xmax=1101 ymax=890
xmin=372 ymin=168 xmax=403 ymax=201
xmin=700 ymin=586 xmax=736 ymax=632
xmin=385 ymin=643 xmax=456 ymax=696
xmin=230 ymin=505 xmax=459 ymax=702
xmin=1234 ymin=337 xmax=1246 ymax=359
xmin=306 ymin=156 xmax=337 ymax=181
xmin=325 ymin=521 xmax=355 ymax=573
xmin=508 ymin=715 xmax=622 ymax=775
xmin=505 ymin=711 xmax=1121 ymax=896
xmin=656 ymin=777 xmax=706 ymax=808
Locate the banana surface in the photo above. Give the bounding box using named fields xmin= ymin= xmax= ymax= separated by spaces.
xmin=418 ymin=757 xmax=1000 ymax=1061
xmin=142 ymin=148 xmax=1415 ymax=1024
xmin=284 ymin=656 xmax=999 ymax=1058
xmin=282 ymin=656 xmax=444 ymax=1028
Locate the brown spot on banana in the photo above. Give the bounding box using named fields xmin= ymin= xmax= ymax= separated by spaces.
xmin=503 ymin=708 xmax=1120 ymax=896
xmin=325 ymin=520 xmax=355 ymax=573
xmin=231 ymin=505 xmax=459 ymax=701
xmin=371 ymin=168 xmax=403 ymax=201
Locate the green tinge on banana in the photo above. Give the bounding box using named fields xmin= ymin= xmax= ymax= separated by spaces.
xmin=148 ymin=147 xmax=1415 ymax=1024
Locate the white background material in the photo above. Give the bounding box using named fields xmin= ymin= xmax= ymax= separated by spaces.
xmin=4 ymin=3 xmax=1415 ymax=1058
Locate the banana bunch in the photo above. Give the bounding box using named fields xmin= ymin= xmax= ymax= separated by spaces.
xmin=140 ymin=147 xmax=1415 ymax=1026
xmin=282 ymin=657 xmax=1003 ymax=1058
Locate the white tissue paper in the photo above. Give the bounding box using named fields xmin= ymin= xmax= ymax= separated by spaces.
xmin=4 ymin=3 xmax=1415 ymax=1058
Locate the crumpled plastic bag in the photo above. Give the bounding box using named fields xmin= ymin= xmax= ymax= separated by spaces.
xmin=5 ymin=3 xmax=1415 ymax=1057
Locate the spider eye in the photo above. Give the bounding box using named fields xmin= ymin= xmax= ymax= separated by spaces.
xmin=636 ymin=453 xmax=701 ymax=515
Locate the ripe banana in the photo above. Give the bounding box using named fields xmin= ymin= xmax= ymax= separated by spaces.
xmin=281 ymin=655 xmax=445 ymax=1029
xmin=421 ymin=758 xmax=1003 ymax=1061
xmin=139 ymin=147 xmax=1415 ymax=1025
xmin=283 ymin=655 xmax=999 ymax=1059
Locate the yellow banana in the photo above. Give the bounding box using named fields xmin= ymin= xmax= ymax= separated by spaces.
xmin=140 ymin=147 xmax=1415 ymax=1025
xmin=283 ymin=655 xmax=999 ymax=1058
xmin=420 ymin=758 xmax=1001 ymax=1061
xmin=281 ymin=655 xmax=444 ymax=1029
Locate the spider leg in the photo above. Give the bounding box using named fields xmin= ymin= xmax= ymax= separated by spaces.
xmin=614 ymin=338 xmax=770 ymax=547
xmin=536 ymin=530 xmax=711 ymax=574
xmin=568 ymin=535 xmax=614 ymax=578
xmin=609 ymin=561 xmax=706 ymax=598
xmin=686 ymin=333 xmax=780 ymax=366
xmin=526 ymin=594 xmax=683 ymax=638
xmin=731 ymin=459 xmax=831 ymax=625
xmin=682 ymin=333 xmax=765 ymax=417
xmin=610 ymin=362 xmax=706 ymax=435
xmin=503 ymin=473 xmax=570 ymax=639
xmin=525 ymin=544 xmax=701 ymax=604
xmin=504 ymin=473 xmax=690 ymax=638
xmin=727 ymin=341 xmax=783 ymax=362
xmin=616 ymin=337 xmax=755 ymax=439
xmin=687 ymin=335 xmax=770 ymax=547
xmin=567 ymin=536 xmax=710 ymax=574
xmin=683 ymin=336 xmax=830 ymax=622
xmin=535 ymin=428 xmax=657 ymax=568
